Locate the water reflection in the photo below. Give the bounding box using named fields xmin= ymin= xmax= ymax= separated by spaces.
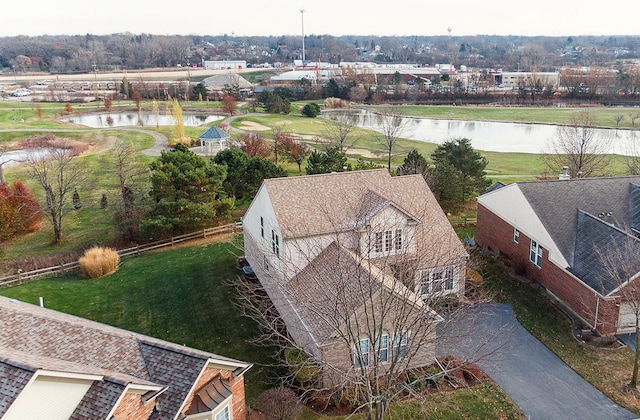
xmin=0 ymin=148 xmax=58 ymax=167
xmin=62 ymin=112 xmax=224 ymax=128
xmin=323 ymin=109 xmax=624 ymax=154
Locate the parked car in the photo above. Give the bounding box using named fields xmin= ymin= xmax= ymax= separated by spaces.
xmin=13 ymin=88 xmax=31 ymax=97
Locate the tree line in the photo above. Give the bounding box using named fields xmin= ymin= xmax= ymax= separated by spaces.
xmin=1 ymin=33 xmax=639 ymax=74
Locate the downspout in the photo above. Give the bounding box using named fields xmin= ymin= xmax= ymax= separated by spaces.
xmin=594 ymin=294 xmax=600 ymax=331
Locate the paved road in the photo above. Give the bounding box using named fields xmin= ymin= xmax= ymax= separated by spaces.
xmin=438 ymin=303 xmax=637 ymax=420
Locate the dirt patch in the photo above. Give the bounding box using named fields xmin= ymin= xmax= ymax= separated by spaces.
xmin=347 ymin=148 xmax=382 ymax=159
xmin=239 ymin=121 xmax=270 ymax=131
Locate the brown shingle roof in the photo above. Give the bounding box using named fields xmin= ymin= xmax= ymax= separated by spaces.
xmin=281 ymin=241 xmax=432 ymax=345
xmin=263 ymin=169 xmax=466 ymax=264
xmin=0 ymin=296 xmax=248 ymax=419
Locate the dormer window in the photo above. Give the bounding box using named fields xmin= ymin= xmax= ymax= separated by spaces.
xmin=374 ymin=229 xmax=403 ymax=254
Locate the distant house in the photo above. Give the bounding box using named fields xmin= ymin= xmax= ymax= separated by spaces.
xmin=0 ymin=296 xmax=251 ymax=420
xmin=476 ymin=175 xmax=640 ymax=335
xmin=199 ymin=126 xmax=230 ymax=155
xmin=242 ymin=170 xmax=467 ymax=383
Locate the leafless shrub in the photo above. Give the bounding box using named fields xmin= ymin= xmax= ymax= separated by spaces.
xmin=255 ymin=386 xmax=302 ymax=420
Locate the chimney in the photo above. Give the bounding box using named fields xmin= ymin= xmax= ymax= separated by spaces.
xmin=559 ymin=166 xmax=570 ymax=180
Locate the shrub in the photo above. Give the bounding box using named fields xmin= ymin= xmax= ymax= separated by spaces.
xmin=301 ymin=102 xmax=321 ymax=118
xmin=466 ymin=267 xmax=483 ymax=285
xmin=79 ymin=247 xmax=120 ymax=278
xmin=255 ymin=386 xmax=302 ymax=420
xmin=323 ymin=97 xmax=346 ymax=109
xmin=284 ymin=347 xmax=319 ymax=385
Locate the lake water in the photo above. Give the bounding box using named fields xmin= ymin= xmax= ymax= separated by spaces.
xmin=62 ymin=112 xmax=224 ymax=128
xmin=324 ymin=109 xmax=634 ymax=155
xmin=0 ymin=148 xmax=58 ymax=167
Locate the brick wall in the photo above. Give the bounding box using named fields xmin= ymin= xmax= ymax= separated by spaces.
xmin=112 ymin=393 xmax=154 ymax=420
xmin=477 ymin=203 xmax=620 ymax=334
xmin=180 ymin=366 xmax=247 ymax=420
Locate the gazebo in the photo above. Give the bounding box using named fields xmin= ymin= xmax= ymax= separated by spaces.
xmin=199 ymin=126 xmax=230 ymax=155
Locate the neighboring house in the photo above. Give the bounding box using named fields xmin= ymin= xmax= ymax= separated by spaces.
xmin=199 ymin=126 xmax=230 ymax=155
xmin=476 ymin=175 xmax=640 ymax=335
xmin=0 ymin=296 xmax=251 ymax=420
xmin=242 ymin=170 xmax=467 ymax=383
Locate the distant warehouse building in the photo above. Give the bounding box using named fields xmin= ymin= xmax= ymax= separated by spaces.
xmin=492 ymin=71 xmax=560 ymax=89
xmin=203 ymin=60 xmax=247 ymax=70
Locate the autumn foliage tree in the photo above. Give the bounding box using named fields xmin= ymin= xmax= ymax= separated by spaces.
xmin=280 ymin=136 xmax=311 ymax=173
xmin=239 ymin=133 xmax=271 ymax=158
xmin=222 ymin=94 xmax=237 ymax=115
xmin=0 ymin=180 xmax=42 ymax=241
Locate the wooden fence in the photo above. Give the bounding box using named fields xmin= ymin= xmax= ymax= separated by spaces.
xmin=0 ymin=222 xmax=242 ymax=287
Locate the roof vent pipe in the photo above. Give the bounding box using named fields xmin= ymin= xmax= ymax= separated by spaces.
xmin=559 ymin=166 xmax=570 ymax=180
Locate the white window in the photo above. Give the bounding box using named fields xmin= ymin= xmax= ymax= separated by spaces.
xmin=530 ymin=240 xmax=543 ymax=267
xmin=376 ymin=333 xmax=389 ymax=363
xmin=215 ymin=405 xmax=230 ymax=420
xmin=384 ymin=230 xmax=392 ymax=251
xmin=271 ymin=230 xmax=279 ymax=257
xmin=354 ymin=338 xmax=370 ymax=367
xmin=263 ymin=255 xmax=269 ymax=272
xmin=260 ymin=216 xmax=264 ymax=238
xmin=419 ymin=267 xmax=455 ymax=295
xmin=394 ymin=330 xmax=408 ymax=359
xmin=375 ymin=232 xmax=383 ymax=253
xmin=374 ymin=229 xmax=403 ymax=253
xmin=513 ymin=228 xmax=520 ymax=243
xmin=394 ymin=229 xmax=403 ymax=250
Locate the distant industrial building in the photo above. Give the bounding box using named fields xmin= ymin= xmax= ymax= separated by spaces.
xmin=202 ymin=60 xmax=247 ymax=70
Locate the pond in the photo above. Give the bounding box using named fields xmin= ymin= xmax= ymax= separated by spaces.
xmin=62 ymin=112 xmax=224 ymax=128
xmin=324 ymin=109 xmax=633 ymax=155
xmin=0 ymin=148 xmax=58 ymax=167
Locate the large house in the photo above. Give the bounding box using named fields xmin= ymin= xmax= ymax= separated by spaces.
xmin=477 ymin=175 xmax=640 ymax=335
xmin=0 ymin=296 xmax=251 ymax=420
xmin=242 ymin=170 xmax=467 ymax=383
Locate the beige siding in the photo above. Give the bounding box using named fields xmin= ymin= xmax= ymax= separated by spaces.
xmin=3 ymin=375 xmax=93 ymax=420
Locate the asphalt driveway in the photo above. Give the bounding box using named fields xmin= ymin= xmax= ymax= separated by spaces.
xmin=438 ymin=303 xmax=636 ymax=420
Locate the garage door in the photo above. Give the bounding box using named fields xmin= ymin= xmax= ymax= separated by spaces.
xmin=617 ymin=303 xmax=639 ymax=334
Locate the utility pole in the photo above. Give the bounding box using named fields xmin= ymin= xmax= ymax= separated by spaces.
xmin=300 ymin=9 xmax=306 ymax=63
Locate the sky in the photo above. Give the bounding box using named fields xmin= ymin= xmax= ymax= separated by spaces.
xmin=2 ymin=0 xmax=639 ymax=38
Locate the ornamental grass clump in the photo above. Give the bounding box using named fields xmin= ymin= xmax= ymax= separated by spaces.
xmin=79 ymin=247 xmax=120 ymax=278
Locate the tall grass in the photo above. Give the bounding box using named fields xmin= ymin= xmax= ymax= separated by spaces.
xmin=78 ymin=246 xmax=119 ymax=278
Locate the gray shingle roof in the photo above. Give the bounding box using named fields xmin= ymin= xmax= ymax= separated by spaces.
xmin=0 ymin=361 xmax=32 ymax=418
xmin=517 ymin=176 xmax=640 ymax=266
xmin=0 ymin=296 xmax=248 ymax=419
xmin=70 ymin=380 xmax=125 ymax=420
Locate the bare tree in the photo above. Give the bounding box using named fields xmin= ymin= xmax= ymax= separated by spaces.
xmin=376 ymin=108 xmax=409 ymax=171
xmin=596 ymin=234 xmax=640 ymax=389
xmin=24 ymin=141 xmax=87 ymax=243
xmin=111 ymin=141 xmax=150 ymax=242
xmin=614 ymin=114 xmax=625 ymax=128
xmin=0 ymin=145 xmax=16 ymax=185
xmin=322 ymin=111 xmax=360 ymax=154
xmin=541 ymin=111 xmax=611 ymax=178
xmin=621 ymin=131 xmax=640 ymax=175
xmin=235 ymin=173 xmax=502 ymax=419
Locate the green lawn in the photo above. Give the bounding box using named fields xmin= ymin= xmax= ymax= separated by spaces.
xmin=0 ymin=237 xmax=523 ymax=418
xmin=0 ymin=240 xmax=278 ymax=404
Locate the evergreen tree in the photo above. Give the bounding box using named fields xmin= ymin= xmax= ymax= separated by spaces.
xmin=141 ymin=144 xmax=231 ymax=238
